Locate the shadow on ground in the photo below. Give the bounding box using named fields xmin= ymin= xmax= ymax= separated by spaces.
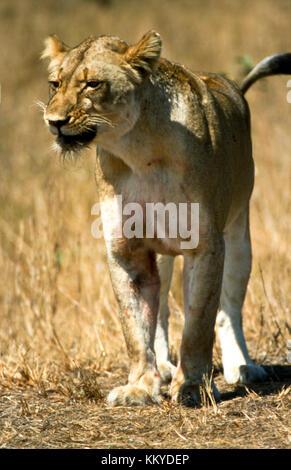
xmin=220 ymin=365 xmax=291 ymax=403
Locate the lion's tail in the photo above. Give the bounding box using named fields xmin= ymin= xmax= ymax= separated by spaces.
xmin=240 ymin=53 xmax=291 ymax=94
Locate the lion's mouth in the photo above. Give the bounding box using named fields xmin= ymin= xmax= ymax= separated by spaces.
xmin=56 ymin=127 xmax=97 ymax=153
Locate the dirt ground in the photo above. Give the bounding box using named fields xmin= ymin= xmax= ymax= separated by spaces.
xmin=0 ymin=0 xmax=290 ymax=449
xmin=0 ymin=362 xmax=290 ymax=449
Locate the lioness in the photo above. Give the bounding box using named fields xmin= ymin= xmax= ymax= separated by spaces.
xmin=42 ymin=31 xmax=291 ymax=405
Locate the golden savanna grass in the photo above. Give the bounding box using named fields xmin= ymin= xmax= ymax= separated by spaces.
xmin=0 ymin=0 xmax=290 ymax=448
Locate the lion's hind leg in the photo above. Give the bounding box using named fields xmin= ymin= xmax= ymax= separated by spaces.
xmin=154 ymin=255 xmax=176 ymax=383
xmin=216 ymin=205 xmax=268 ymax=384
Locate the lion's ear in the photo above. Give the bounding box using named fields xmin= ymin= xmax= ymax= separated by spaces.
xmin=124 ymin=31 xmax=162 ymax=77
xmin=41 ymin=35 xmax=69 ymax=63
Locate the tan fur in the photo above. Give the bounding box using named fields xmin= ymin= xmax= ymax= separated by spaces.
xmin=42 ymin=31 xmax=268 ymax=406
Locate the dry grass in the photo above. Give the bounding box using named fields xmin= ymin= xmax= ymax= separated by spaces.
xmin=0 ymin=0 xmax=290 ymax=449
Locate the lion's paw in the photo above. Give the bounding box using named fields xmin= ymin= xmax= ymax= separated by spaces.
xmin=238 ymin=364 xmax=268 ymax=384
xmin=224 ymin=364 xmax=268 ymax=385
xmin=157 ymin=361 xmax=176 ymax=384
xmin=171 ymin=380 xmax=220 ymax=406
xmin=170 ymin=366 xmax=220 ymax=407
xmin=107 ymin=384 xmax=161 ymax=406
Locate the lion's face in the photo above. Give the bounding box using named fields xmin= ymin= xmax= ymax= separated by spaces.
xmin=42 ymin=32 xmax=162 ymax=155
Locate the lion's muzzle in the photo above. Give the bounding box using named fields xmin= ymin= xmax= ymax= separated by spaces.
xmin=48 ymin=117 xmax=70 ymax=135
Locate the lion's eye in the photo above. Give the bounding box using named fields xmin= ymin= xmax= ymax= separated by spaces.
xmin=49 ymin=80 xmax=59 ymax=88
xmin=86 ymin=80 xmax=102 ymax=89
xmin=49 ymin=81 xmax=60 ymax=92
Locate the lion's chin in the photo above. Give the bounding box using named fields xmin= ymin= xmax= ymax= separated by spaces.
xmin=56 ymin=129 xmax=97 ymax=156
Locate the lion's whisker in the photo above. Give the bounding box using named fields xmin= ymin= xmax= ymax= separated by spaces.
xmin=33 ymin=99 xmax=47 ymax=114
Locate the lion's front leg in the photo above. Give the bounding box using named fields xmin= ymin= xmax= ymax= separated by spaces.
xmin=106 ymin=244 xmax=161 ymax=406
xmin=170 ymin=236 xmax=224 ymax=405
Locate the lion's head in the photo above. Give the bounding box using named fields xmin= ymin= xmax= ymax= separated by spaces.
xmin=42 ymin=31 xmax=162 ymax=156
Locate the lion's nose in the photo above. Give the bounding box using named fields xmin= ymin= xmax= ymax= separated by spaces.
xmin=48 ymin=117 xmax=70 ymax=130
